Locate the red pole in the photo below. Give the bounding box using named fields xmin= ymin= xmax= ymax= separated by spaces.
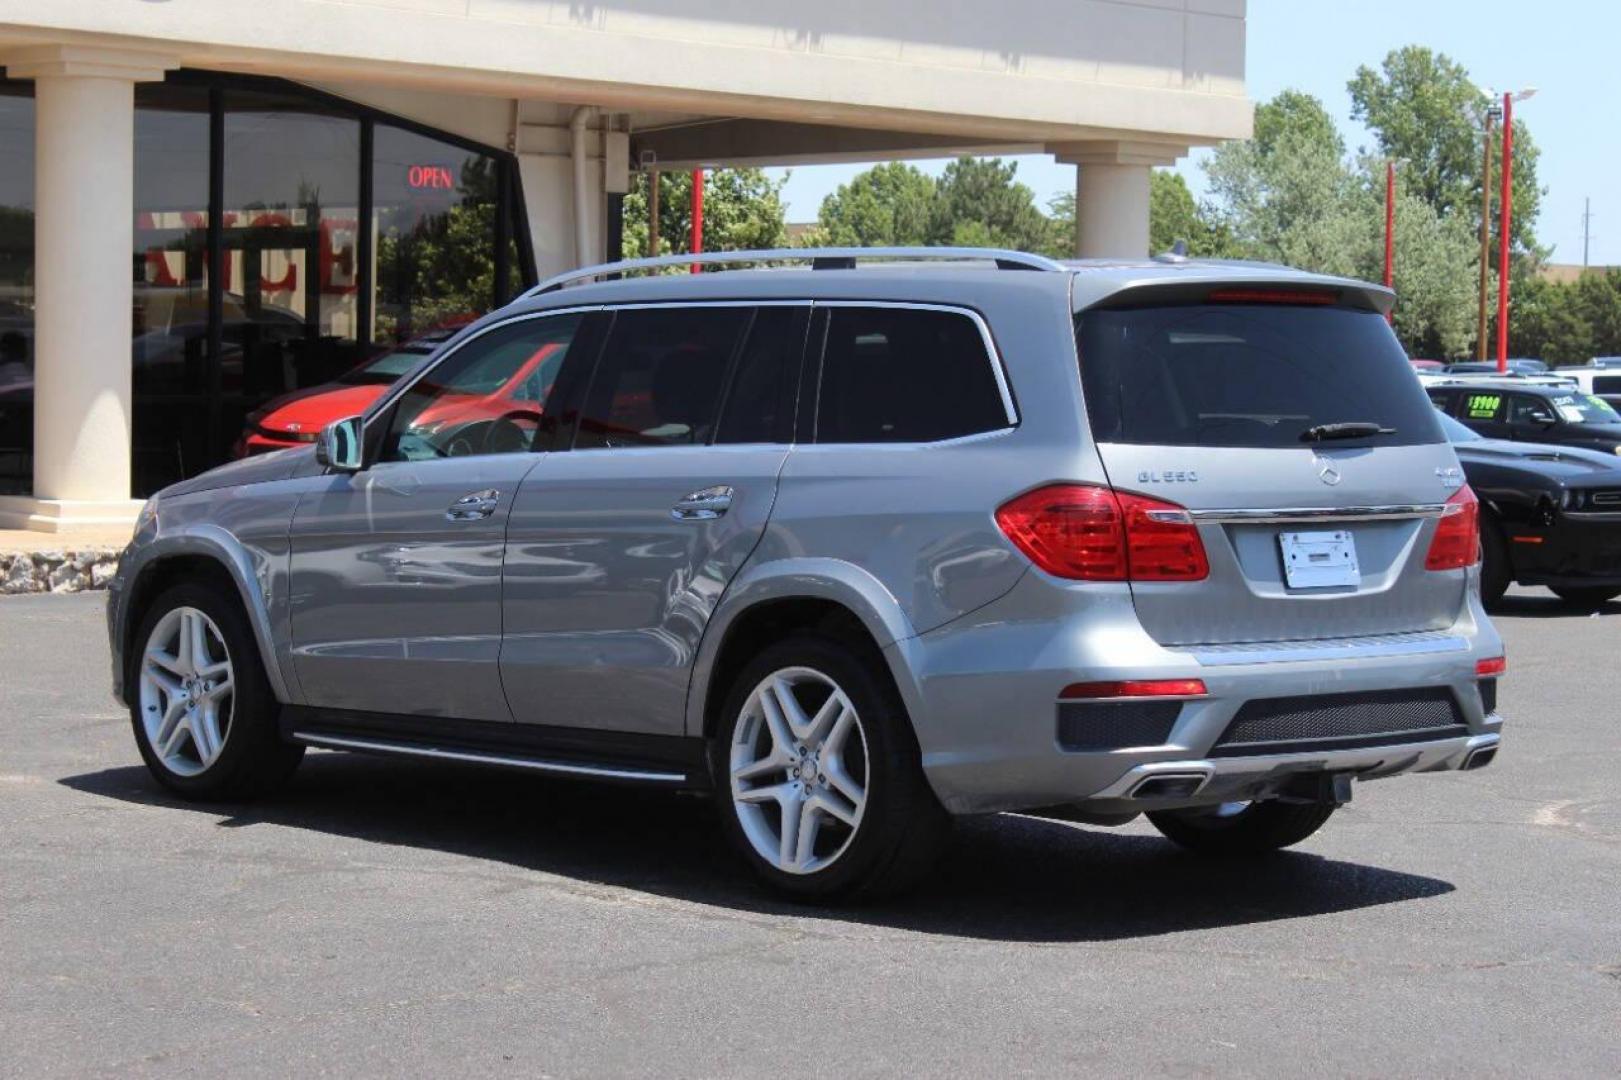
xmin=689 ymin=168 xmax=705 ymax=274
xmin=1496 ymin=93 xmax=1514 ymax=372
xmin=1384 ymin=159 xmax=1396 ymax=324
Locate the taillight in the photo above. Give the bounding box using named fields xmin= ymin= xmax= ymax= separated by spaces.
xmin=995 ymin=484 xmax=1208 ymax=582
xmin=1425 ymin=484 xmax=1480 ymax=571
xmin=1475 ymin=656 xmax=1506 ymax=677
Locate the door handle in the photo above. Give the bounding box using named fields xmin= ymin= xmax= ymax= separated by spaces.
xmin=671 ymin=485 xmax=734 ymax=521
xmin=446 ymin=488 xmax=501 ymax=522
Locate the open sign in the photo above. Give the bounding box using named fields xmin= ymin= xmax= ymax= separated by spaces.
xmin=407 ymin=164 xmax=456 ymax=190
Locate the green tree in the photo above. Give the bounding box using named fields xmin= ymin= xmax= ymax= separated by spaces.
xmin=1512 ymin=271 xmax=1621 ymax=365
xmin=1149 ymin=171 xmax=1234 ymax=256
xmin=621 ymin=168 xmax=788 ymax=260
xmin=1372 ymin=165 xmax=1482 ymax=358
xmin=1205 ymin=91 xmax=1368 ymax=277
xmin=1348 ymin=45 xmax=1543 ymax=260
xmin=1204 ymin=90 xmax=1479 ymax=357
xmin=814 ymin=162 xmax=935 ymax=247
xmin=929 ymin=157 xmax=1060 ymax=253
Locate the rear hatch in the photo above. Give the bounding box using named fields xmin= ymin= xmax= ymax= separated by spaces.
xmin=1076 ymin=290 xmax=1466 ymax=646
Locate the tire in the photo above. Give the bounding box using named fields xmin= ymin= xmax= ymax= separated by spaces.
xmin=1478 ymin=517 xmax=1512 ymax=608
xmin=128 ymin=581 xmax=303 ymax=801
xmin=1147 ymin=799 xmax=1335 ymax=856
xmin=710 ymin=633 xmax=950 ymax=902
xmin=1549 ymin=585 xmax=1621 ymax=608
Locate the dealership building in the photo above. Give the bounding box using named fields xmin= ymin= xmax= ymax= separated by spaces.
xmin=0 ymin=0 xmax=1249 ymax=532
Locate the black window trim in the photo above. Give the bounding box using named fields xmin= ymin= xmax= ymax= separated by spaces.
xmin=808 ymin=300 xmax=1020 ymax=447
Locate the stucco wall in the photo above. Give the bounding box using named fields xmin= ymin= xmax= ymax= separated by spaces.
xmin=0 ymin=1 xmax=1249 ymax=143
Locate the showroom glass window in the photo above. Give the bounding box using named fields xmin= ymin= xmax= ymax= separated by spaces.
xmin=118 ymin=73 xmax=533 ymax=497
xmin=131 ymin=82 xmax=212 ymax=494
xmin=373 ymin=125 xmax=513 ymax=348
xmin=0 ymin=82 xmax=32 ymax=495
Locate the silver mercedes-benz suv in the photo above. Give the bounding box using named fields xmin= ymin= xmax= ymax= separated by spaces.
xmin=107 ymin=247 xmax=1505 ymax=900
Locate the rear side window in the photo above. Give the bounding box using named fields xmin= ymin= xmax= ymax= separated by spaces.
xmin=1076 ymin=304 xmax=1444 ymax=447
xmin=1595 ymin=375 xmax=1621 ymax=394
xmin=715 ymin=306 xmax=803 ymax=444
xmin=574 ymin=307 xmax=748 ymax=449
xmin=815 ymin=306 xmax=1009 ymax=444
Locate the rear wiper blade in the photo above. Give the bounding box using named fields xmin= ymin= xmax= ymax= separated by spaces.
xmin=1300 ymin=421 xmax=1396 ymax=442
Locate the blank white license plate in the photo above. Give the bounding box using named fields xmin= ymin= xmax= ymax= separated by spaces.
xmin=1278 ymin=530 xmax=1360 ymax=589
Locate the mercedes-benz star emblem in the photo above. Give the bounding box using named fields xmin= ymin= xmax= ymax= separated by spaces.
xmin=1316 ymin=457 xmax=1343 ymax=486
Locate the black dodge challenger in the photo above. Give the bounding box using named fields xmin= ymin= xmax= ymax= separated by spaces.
xmin=1437 ymin=412 xmax=1621 ymax=607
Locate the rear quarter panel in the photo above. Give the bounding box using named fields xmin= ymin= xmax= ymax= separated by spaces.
xmin=763 ymin=281 xmax=1098 ymax=637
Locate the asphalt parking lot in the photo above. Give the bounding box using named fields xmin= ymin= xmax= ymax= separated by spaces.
xmin=3 ymin=590 xmax=1618 ymax=1078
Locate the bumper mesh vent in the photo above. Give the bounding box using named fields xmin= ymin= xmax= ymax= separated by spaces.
xmin=1479 ymin=678 xmax=1498 ymax=715
xmin=1057 ymin=702 xmax=1181 ymax=752
xmin=1211 ymin=687 xmax=1466 ymax=757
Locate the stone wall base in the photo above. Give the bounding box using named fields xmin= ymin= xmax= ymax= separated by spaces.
xmin=1 ymin=549 xmax=122 ymax=594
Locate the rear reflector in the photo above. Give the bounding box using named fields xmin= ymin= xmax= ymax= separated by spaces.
xmin=995 ymin=484 xmax=1209 ymax=581
xmin=1425 ymin=484 xmax=1480 ymax=571
xmin=1060 ymin=679 xmax=1208 ymax=700
xmin=1475 ymin=656 xmax=1507 ymax=677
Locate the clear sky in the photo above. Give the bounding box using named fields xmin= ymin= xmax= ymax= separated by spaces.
xmin=770 ymin=0 xmax=1617 ymax=265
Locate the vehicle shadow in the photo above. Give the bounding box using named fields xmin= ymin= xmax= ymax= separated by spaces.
xmin=61 ymin=753 xmax=1454 ymax=944
xmin=1490 ymin=592 xmax=1620 ymax=619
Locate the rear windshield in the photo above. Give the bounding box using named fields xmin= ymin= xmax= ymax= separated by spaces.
xmin=1076 ymin=304 xmax=1444 ymax=448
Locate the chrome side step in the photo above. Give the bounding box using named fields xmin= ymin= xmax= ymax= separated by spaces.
xmin=293 ymin=732 xmax=689 ymax=784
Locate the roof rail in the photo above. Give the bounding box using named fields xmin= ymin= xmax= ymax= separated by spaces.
xmin=521 ymin=246 xmax=1067 ymax=297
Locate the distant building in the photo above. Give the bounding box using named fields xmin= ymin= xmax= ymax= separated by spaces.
xmin=1540 ymin=264 xmax=1618 ymax=284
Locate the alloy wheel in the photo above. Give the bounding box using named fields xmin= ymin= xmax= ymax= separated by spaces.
xmin=137 ymin=606 xmax=235 ymax=777
xmin=729 ymin=666 xmax=869 ymax=875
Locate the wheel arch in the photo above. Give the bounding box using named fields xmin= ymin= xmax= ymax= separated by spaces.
xmin=118 ymin=528 xmax=291 ymax=706
xmin=685 ymin=559 xmax=926 ymax=744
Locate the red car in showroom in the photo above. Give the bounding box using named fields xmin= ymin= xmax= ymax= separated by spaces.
xmin=235 ymin=329 xmax=565 ymax=458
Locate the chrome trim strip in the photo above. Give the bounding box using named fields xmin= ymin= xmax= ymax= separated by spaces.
xmin=1091 ymin=732 xmax=1498 ymax=799
xmin=1188 ymin=504 xmax=1447 ymax=524
xmin=1189 ymin=631 xmax=1468 ymax=666
xmin=295 ymin=733 xmax=688 ymax=783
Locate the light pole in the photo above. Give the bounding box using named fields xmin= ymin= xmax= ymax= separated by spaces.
xmin=1475 ymin=99 xmax=1501 ymax=360
xmin=1383 ymin=158 xmax=1407 ymax=325
xmin=1491 ymin=87 xmax=1538 ymax=372
xmin=690 ymin=168 xmax=705 ymax=274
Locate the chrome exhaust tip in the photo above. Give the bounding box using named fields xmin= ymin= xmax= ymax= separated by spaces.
xmin=1128 ymin=771 xmax=1211 ymax=799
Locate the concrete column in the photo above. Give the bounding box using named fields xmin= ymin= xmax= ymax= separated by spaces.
xmin=0 ymin=46 xmax=173 ymax=532
xmin=1075 ymin=163 xmax=1152 ymax=259
xmin=516 ymin=110 xmax=619 ymax=280
xmin=1050 ymin=140 xmax=1189 ymax=261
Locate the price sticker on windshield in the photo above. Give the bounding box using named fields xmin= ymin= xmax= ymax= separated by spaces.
xmin=1553 ymin=396 xmax=1587 ymax=423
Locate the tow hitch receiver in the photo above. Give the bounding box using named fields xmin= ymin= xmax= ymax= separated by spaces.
xmin=1276 ymin=771 xmax=1355 ymax=806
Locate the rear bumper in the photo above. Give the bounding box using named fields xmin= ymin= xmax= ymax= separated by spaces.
xmin=1082 ymin=730 xmax=1500 ymax=814
xmin=889 ymin=572 xmax=1504 ymax=815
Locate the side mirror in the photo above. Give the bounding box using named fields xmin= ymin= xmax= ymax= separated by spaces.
xmin=1530 ymin=411 xmax=1557 ymax=427
xmin=315 ymin=415 xmax=365 ymax=472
